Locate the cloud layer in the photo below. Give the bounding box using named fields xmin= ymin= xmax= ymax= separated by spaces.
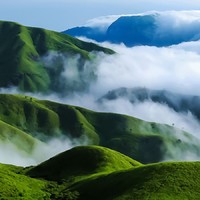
xmin=53 ymin=39 xmax=200 ymax=139
xmin=0 ymin=135 xmax=89 ymax=167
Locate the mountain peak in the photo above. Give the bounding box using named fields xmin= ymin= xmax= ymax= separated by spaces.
xmin=65 ymin=11 xmax=200 ymax=47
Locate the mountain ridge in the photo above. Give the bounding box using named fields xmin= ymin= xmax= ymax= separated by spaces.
xmin=0 ymin=94 xmax=200 ymax=164
xmin=65 ymin=11 xmax=200 ymax=47
xmin=0 ymin=20 xmax=113 ymax=93
xmin=99 ymin=87 xmax=200 ymax=120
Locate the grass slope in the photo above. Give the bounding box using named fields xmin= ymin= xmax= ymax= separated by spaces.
xmin=0 ymin=20 xmax=113 ymax=92
xmin=0 ymin=163 xmax=49 ymax=199
xmin=1 ymin=146 xmax=200 ymax=199
xmin=0 ymin=119 xmax=43 ymax=154
xmin=0 ymin=162 xmax=79 ymax=200
xmin=0 ymin=94 xmax=199 ymax=164
xmin=70 ymin=161 xmax=200 ymax=200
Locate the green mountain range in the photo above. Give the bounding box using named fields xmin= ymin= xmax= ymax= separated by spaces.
xmin=1 ymin=145 xmax=200 ymax=199
xmin=0 ymin=93 xmax=199 ymax=199
xmin=0 ymin=94 xmax=199 ymax=164
xmin=0 ymin=20 xmax=113 ymax=93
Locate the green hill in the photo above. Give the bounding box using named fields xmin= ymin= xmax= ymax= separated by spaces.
xmin=0 ymin=94 xmax=199 ymax=164
xmin=1 ymin=146 xmax=200 ymax=199
xmin=69 ymin=161 xmax=200 ymax=200
xmin=0 ymin=146 xmax=141 ymax=199
xmin=0 ymin=20 xmax=113 ymax=93
xmin=27 ymin=145 xmax=141 ymax=181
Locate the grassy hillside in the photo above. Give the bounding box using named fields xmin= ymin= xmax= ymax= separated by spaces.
xmin=0 ymin=20 xmax=113 ymax=93
xmin=0 ymin=163 xmax=49 ymax=199
xmin=0 ymin=119 xmax=43 ymax=154
xmin=1 ymin=146 xmax=200 ymax=199
xmin=0 ymin=94 xmax=199 ymax=164
xmin=0 ymin=146 xmax=140 ymax=199
xmin=0 ymin=162 xmax=79 ymax=199
xmin=69 ymin=161 xmax=200 ymax=200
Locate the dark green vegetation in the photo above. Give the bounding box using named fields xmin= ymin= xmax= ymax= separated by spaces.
xmin=0 ymin=94 xmax=200 ymax=164
xmin=0 ymin=163 xmax=49 ymax=199
xmin=0 ymin=20 xmax=113 ymax=93
xmin=1 ymin=146 xmax=200 ymax=199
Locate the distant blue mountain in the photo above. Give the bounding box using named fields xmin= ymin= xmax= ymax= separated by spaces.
xmin=106 ymin=15 xmax=156 ymax=46
xmin=64 ymin=12 xmax=200 ymax=47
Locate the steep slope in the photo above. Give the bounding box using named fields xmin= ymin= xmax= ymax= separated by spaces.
xmin=27 ymin=146 xmax=141 ymax=181
xmin=0 ymin=20 xmax=113 ymax=93
xmin=0 ymin=94 xmax=200 ymax=163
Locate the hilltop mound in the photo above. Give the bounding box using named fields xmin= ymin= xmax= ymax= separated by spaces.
xmin=27 ymin=145 xmax=141 ymax=181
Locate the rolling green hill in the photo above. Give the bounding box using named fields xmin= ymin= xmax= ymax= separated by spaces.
xmin=27 ymin=146 xmax=141 ymax=181
xmin=69 ymin=160 xmax=200 ymax=200
xmin=0 ymin=94 xmax=199 ymax=164
xmin=1 ymin=146 xmax=200 ymax=199
xmin=0 ymin=20 xmax=113 ymax=93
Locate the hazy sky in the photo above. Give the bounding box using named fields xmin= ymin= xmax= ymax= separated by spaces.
xmin=0 ymin=0 xmax=200 ymax=31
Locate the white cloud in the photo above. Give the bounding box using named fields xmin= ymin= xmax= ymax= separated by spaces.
xmin=172 ymin=40 xmax=200 ymax=54
xmin=0 ymin=135 xmax=89 ymax=167
xmin=84 ymin=10 xmax=200 ymax=28
xmin=89 ymin=43 xmax=200 ymax=96
xmin=85 ymin=15 xmax=121 ymax=30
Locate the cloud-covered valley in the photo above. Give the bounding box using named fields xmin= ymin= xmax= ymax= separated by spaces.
xmin=9 ymin=38 xmax=200 ymax=140
xmin=62 ymin=41 xmax=200 ymax=138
